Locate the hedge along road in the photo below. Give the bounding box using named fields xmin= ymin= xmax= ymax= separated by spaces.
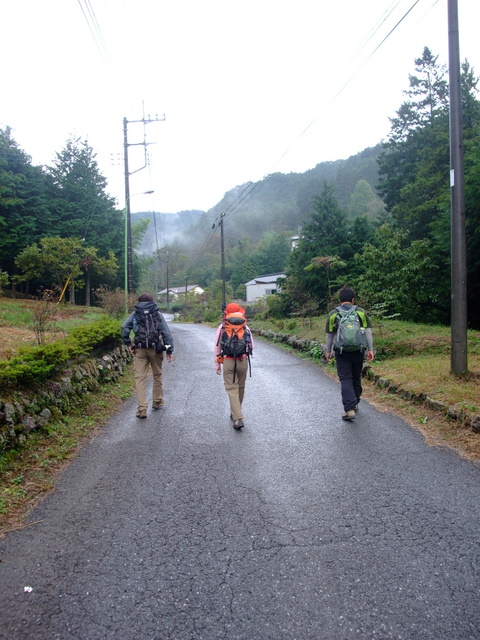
xmin=1 ymin=318 xmax=479 ymax=640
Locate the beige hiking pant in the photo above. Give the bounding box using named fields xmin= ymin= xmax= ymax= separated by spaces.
xmin=133 ymin=348 xmax=164 ymax=413
xmin=222 ymin=357 xmax=248 ymax=421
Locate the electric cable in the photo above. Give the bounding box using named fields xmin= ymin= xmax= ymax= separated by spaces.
xmin=205 ymin=0 xmax=426 ymax=232
xmin=191 ymin=0 xmax=432 ymax=267
xmin=77 ymin=0 xmax=110 ymax=66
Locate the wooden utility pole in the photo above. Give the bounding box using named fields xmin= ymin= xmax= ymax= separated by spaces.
xmin=448 ymin=0 xmax=468 ymax=374
xmin=220 ymin=213 xmax=226 ymax=312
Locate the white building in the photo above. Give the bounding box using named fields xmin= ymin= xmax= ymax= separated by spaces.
xmin=157 ymin=285 xmax=204 ymax=301
xmin=245 ymin=273 xmax=286 ymax=303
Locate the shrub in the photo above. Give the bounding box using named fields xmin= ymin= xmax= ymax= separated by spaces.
xmin=95 ymin=286 xmax=136 ymax=318
xmin=0 ymin=270 xmax=9 ymax=294
xmin=29 ymin=291 xmax=61 ymax=344
xmin=0 ymin=317 xmax=121 ymax=387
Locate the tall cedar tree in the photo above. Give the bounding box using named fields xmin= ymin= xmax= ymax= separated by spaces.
xmin=376 ymin=48 xmax=480 ymax=327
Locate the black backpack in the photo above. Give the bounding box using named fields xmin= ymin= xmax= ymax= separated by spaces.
xmin=133 ymin=306 xmax=165 ymax=352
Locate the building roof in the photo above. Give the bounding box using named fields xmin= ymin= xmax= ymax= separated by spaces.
xmin=157 ymin=285 xmax=203 ymax=295
xmin=245 ymin=273 xmax=286 ymax=286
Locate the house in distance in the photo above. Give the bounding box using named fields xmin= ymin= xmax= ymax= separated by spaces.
xmin=245 ymin=273 xmax=286 ymax=303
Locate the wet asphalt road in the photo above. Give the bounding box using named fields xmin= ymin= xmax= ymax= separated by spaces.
xmin=1 ymin=319 xmax=480 ymax=640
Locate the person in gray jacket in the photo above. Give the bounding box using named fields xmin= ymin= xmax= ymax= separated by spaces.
xmin=325 ymin=286 xmax=374 ymax=421
xmin=121 ymin=293 xmax=174 ymax=418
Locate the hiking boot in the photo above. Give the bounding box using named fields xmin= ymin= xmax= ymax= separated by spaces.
xmin=136 ymin=411 xmax=147 ymax=419
xmin=152 ymin=401 xmax=164 ymax=410
xmin=354 ymin=404 xmax=359 ymax=412
xmin=342 ymin=410 xmax=356 ymax=421
xmin=233 ymin=419 xmax=244 ymax=430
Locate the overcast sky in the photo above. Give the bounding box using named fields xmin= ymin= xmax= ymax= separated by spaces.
xmin=2 ymin=0 xmax=479 ymax=215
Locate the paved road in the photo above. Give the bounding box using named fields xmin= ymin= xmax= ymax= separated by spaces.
xmin=1 ymin=320 xmax=480 ymax=639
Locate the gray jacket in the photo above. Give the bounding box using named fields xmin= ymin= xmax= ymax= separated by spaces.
xmin=121 ymin=302 xmax=174 ymax=353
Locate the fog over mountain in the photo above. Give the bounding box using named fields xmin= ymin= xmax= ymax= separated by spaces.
xmin=132 ymin=210 xmax=204 ymax=255
xmin=134 ymin=144 xmax=383 ymax=255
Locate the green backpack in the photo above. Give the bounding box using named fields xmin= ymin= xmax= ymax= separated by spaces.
xmin=333 ymin=305 xmax=367 ymax=353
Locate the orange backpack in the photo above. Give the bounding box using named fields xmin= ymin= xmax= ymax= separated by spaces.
xmin=218 ymin=312 xmax=252 ymax=381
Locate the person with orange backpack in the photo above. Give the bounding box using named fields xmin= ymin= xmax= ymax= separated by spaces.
xmin=214 ymin=302 xmax=254 ymax=430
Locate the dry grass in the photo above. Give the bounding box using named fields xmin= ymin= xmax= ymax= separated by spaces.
xmin=252 ymin=315 xmax=480 ymax=462
xmin=0 ymin=297 xmax=104 ymax=360
xmin=372 ymin=354 xmax=480 ymax=410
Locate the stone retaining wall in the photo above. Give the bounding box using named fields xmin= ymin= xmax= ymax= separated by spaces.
xmin=0 ymin=345 xmax=132 ymax=451
xmin=252 ymin=328 xmax=480 ymax=434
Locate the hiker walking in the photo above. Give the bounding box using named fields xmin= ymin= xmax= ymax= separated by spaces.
xmin=325 ymin=286 xmax=374 ymax=421
xmin=214 ymin=302 xmax=253 ymax=430
xmin=121 ymin=293 xmax=174 ymax=419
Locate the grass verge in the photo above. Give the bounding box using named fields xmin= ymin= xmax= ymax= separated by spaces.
xmin=251 ymin=316 xmax=480 ymax=462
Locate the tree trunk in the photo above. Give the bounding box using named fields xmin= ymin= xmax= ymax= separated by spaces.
xmin=85 ymin=270 xmax=91 ymax=306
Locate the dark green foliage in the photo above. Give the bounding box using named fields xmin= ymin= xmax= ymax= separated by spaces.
xmin=0 ymin=130 xmax=124 ymax=299
xmin=0 ymin=317 xmax=121 ymax=386
xmin=0 ymin=128 xmax=51 ymax=276
xmin=464 ymin=132 xmax=480 ymax=327
xmin=353 ymin=224 xmax=448 ymax=323
xmin=374 ymin=47 xmax=480 ymax=328
xmin=285 ymin=182 xmax=376 ymax=310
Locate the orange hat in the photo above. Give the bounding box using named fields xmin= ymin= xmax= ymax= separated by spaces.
xmin=225 ymin=302 xmax=245 ymax=315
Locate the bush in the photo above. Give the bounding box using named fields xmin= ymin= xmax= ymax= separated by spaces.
xmin=0 ymin=317 xmax=122 ymax=387
xmin=29 ymin=292 xmax=61 ymax=344
xmin=0 ymin=270 xmax=9 ymax=294
xmin=95 ymin=286 xmax=136 ymax=318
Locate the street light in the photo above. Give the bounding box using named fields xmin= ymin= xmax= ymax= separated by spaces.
xmin=124 ymin=189 xmax=154 ymax=311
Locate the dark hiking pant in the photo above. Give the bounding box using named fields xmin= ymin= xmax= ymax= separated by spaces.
xmin=335 ymin=350 xmax=365 ymax=412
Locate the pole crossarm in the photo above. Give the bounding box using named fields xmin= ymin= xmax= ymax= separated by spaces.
xmin=123 ymin=113 xmax=165 ymax=301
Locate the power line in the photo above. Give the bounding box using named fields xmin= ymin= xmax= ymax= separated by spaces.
xmin=208 ymin=0 xmax=426 ymax=231
xmin=194 ymin=0 xmax=429 ymax=268
xmin=76 ymin=0 xmax=110 ymax=67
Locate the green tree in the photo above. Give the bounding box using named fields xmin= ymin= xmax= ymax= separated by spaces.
xmin=47 ymin=137 xmax=125 ymax=288
xmin=377 ymin=48 xmax=480 ymax=326
xmin=16 ymin=237 xmax=85 ymax=301
xmin=304 ymin=256 xmax=346 ymax=300
xmin=378 ymin=48 xmax=451 ymax=237
xmin=348 ymin=179 xmax=384 ymax=219
xmin=463 ymin=132 xmax=480 ymax=327
xmin=81 ymin=247 xmax=118 ymax=306
xmin=354 ymin=224 xmax=446 ymax=323
xmin=0 ymin=127 xmax=51 ymax=282
xmin=287 ymin=182 xmax=348 ymax=307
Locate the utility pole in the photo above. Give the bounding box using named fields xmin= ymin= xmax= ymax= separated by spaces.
xmin=448 ymin=0 xmax=468 ymax=374
xmin=166 ymin=249 xmax=170 ymax=309
xmin=212 ymin=212 xmax=227 ymax=313
xmin=123 ymin=111 xmax=165 ymax=308
xmin=152 ymin=210 xmax=160 ymax=300
xmin=220 ymin=213 xmax=226 ymax=311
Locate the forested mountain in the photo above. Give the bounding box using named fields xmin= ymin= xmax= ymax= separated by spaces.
xmin=133 ymin=145 xmax=383 ymax=253
xmin=191 ymin=145 xmax=384 ymax=246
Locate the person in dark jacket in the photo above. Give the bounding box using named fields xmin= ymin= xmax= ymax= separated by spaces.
xmin=121 ymin=293 xmax=174 ymax=419
xmin=325 ymin=286 xmax=374 ymax=421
